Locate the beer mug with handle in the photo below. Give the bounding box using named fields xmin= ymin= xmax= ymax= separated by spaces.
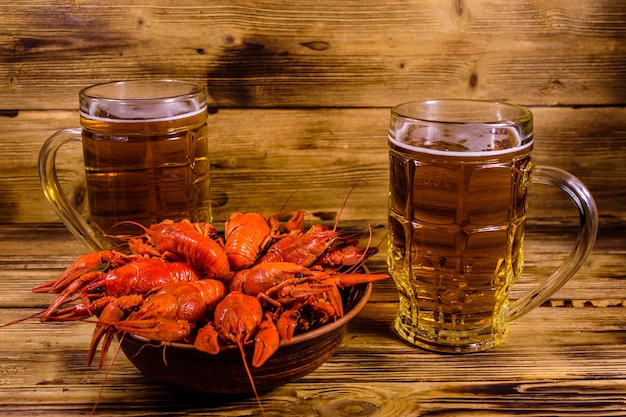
xmin=39 ymin=80 xmax=212 ymax=251
xmin=387 ymin=99 xmax=598 ymax=353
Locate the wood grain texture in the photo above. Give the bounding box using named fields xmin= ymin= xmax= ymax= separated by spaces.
xmin=1 ymin=106 xmax=625 ymax=225
xmin=0 ymin=222 xmax=625 ymax=416
xmin=0 ymin=0 xmax=625 ymax=109
xmin=0 ymin=1 xmax=625 ymax=414
xmin=1 ymin=0 xmax=624 ymax=226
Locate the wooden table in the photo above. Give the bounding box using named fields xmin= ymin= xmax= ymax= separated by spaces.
xmin=1 ymin=0 xmax=625 ymax=414
xmin=1 ymin=221 xmax=624 ymax=416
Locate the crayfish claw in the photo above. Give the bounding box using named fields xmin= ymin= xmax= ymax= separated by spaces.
xmin=252 ymin=312 xmax=280 ymax=367
xmin=70 ymin=251 xmax=127 ymax=291
xmin=39 ymin=271 xmax=103 ymax=322
xmin=115 ymin=318 xmax=192 ymax=342
xmin=276 ymin=308 xmax=300 ymax=342
xmin=284 ymin=210 xmax=305 ymax=234
xmin=88 ymin=295 xmax=145 ymax=367
xmin=194 ymin=322 xmax=221 ymax=355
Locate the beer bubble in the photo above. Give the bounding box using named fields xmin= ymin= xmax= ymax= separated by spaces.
xmin=86 ymin=101 xmax=205 ymax=122
xmin=390 ymin=120 xmax=528 ymax=157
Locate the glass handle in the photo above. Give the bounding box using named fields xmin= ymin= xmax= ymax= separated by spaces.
xmin=506 ymin=165 xmax=599 ymax=322
xmin=38 ymin=128 xmax=104 ymax=251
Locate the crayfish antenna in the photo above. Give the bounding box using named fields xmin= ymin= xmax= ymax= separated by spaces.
xmin=90 ymin=332 xmax=126 ymax=416
xmin=281 ymin=188 xmax=299 ymax=211
xmin=105 ymin=220 xmax=149 ymax=240
xmin=236 ymin=340 xmax=267 ymax=417
xmin=0 ymin=310 xmax=45 ymax=328
xmin=333 ymin=176 xmax=364 ymax=233
xmin=346 ymin=222 xmax=377 ymax=275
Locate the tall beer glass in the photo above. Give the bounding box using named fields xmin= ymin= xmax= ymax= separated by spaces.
xmin=387 ymin=99 xmax=598 ymax=352
xmin=39 ymin=80 xmax=212 ymax=251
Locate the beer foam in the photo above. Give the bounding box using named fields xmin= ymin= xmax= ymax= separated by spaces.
xmin=390 ymin=120 xmax=533 ymax=157
xmin=81 ymin=101 xmax=207 ymax=123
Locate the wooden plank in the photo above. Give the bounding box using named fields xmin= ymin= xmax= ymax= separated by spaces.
xmin=2 ymin=306 xmax=626 ymax=416
xmin=1 ymin=106 xmax=624 ymax=224
xmin=1 ymin=223 xmax=623 ymax=306
xmin=0 ymin=0 xmax=624 ymax=108
xmin=0 ymin=222 xmax=623 ymax=416
xmin=0 ymin=1 xmax=624 ymax=414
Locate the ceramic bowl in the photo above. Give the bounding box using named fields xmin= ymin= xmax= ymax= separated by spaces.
xmin=119 ymin=282 xmax=372 ymax=394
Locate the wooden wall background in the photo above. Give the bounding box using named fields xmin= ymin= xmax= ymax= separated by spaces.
xmin=0 ymin=0 xmax=624 ymax=232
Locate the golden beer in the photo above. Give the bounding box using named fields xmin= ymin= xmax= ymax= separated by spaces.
xmin=80 ymin=109 xmax=210 ymax=237
xmin=387 ymin=100 xmax=534 ymax=352
xmin=39 ymin=80 xmax=212 ymax=250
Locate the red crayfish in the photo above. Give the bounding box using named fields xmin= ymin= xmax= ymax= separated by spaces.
xmin=19 ymin=208 xmax=387 ymax=416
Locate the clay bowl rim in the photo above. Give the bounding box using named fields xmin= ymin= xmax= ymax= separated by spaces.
xmin=124 ymin=281 xmax=373 ymax=350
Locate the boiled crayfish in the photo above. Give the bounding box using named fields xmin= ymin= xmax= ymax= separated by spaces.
xmin=28 ymin=211 xmax=388 ymax=415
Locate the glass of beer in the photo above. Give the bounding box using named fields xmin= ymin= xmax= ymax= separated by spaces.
xmin=39 ymin=80 xmax=212 ymax=251
xmin=387 ymin=99 xmax=598 ymax=353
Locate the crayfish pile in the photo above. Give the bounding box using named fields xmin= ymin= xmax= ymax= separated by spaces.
xmin=33 ymin=211 xmax=388 ymax=369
